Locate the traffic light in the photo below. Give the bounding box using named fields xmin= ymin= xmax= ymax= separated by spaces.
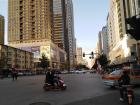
xmin=91 ymin=52 xmax=94 ymax=56
xmin=91 ymin=51 xmax=94 ymax=58
xmin=126 ymin=16 xmax=140 ymax=40
xmin=83 ymin=53 xmax=85 ymax=57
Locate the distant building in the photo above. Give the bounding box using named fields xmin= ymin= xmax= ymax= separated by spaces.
xmin=76 ymin=47 xmax=83 ymax=64
xmin=53 ymin=0 xmax=66 ymax=49
xmin=101 ymin=26 xmax=109 ymax=57
xmin=98 ymin=31 xmax=102 ymax=55
xmin=0 ymin=15 xmax=4 ymax=44
xmin=98 ymin=26 xmax=109 ymax=57
xmin=65 ymin=0 xmax=76 ymax=69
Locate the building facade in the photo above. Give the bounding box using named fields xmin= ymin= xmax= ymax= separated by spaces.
xmin=52 ymin=0 xmax=76 ymax=70
xmin=8 ymin=0 xmax=53 ymax=45
xmin=107 ymin=0 xmax=140 ymax=65
xmin=53 ymin=0 xmax=66 ymax=49
xmin=8 ymin=0 xmax=68 ymax=70
xmin=76 ymin=47 xmax=83 ymax=65
xmin=9 ymin=40 xmax=67 ymax=70
xmin=98 ymin=31 xmax=102 ymax=55
xmin=0 ymin=44 xmax=33 ymax=70
xmin=98 ymin=26 xmax=109 ymax=57
xmin=65 ymin=0 xmax=76 ymax=69
xmin=101 ymin=26 xmax=109 ymax=57
xmin=0 ymin=15 xmax=4 ymax=44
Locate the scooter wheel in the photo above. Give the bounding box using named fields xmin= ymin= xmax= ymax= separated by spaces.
xmin=61 ymin=86 xmax=67 ymax=90
xmin=128 ymin=95 xmax=133 ymax=105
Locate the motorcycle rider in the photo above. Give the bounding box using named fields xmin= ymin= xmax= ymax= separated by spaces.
xmin=45 ymin=70 xmax=54 ymax=86
xmin=118 ymin=70 xmax=130 ymax=101
xmin=45 ymin=70 xmax=59 ymax=87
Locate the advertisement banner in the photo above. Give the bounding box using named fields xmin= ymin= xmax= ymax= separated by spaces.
xmin=40 ymin=46 xmax=50 ymax=59
xmin=31 ymin=47 xmax=40 ymax=58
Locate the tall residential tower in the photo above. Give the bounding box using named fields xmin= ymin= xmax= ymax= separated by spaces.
xmin=0 ymin=15 xmax=4 ymax=44
xmin=8 ymin=0 xmax=53 ymax=45
xmin=8 ymin=0 xmax=67 ymax=70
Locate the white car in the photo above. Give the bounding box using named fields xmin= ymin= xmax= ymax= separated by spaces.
xmin=74 ymin=70 xmax=86 ymax=74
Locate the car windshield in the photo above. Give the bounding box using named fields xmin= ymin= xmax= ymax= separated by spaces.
xmin=110 ymin=70 xmax=121 ymax=75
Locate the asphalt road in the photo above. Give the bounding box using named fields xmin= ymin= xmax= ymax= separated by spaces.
xmin=0 ymin=73 xmax=138 ymax=105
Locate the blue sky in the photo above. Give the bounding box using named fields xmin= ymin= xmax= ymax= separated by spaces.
xmin=0 ymin=0 xmax=109 ymax=49
xmin=73 ymin=0 xmax=109 ymax=49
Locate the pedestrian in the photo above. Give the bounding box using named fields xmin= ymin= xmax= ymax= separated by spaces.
xmin=14 ymin=71 xmax=18 ymax=80
xmin=11 ymin=68 xmax=18 ymax=81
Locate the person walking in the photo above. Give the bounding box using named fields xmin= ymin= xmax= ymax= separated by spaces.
xmin=11 ymin=68 xmax=18 ymax=81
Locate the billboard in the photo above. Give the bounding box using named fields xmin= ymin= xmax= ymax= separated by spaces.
xmin=40 ymin=46 xmax=50 ymax=59
xmin=19 ymin=47 xmax=32 ymax=52
xmin=31 ymin=47 xmax=40 ymax=58
xmin=20 ymin=47 xmax=40 ymax=58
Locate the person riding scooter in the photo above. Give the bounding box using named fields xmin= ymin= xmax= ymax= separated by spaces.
xmin=45 ymin=70 xmax=54 ymax=85
xmin=118 ymin=70 xmax=130 ymax=101
xmin=45 ymin=70 xmax=59 ymax=87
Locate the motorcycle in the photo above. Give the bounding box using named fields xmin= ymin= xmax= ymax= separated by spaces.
xmin=121 ymin=85 xmax=134 ymax=105
xmin=43 ymin=76 xmax=67 ymax=91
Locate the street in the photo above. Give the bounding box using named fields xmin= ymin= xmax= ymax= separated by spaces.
xmin=0 ymin=73 xmax=139 ymax=105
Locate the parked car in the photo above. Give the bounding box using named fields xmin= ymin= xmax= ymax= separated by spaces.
xmin=18 ymin=72 xmax=24 ymax=76
xmin=102 ymin=69 xmax=140 ymax=88
xmin=74 ymin=70 xmax=86 ymax=74
xmin=61 ymin=70 xmax=68 ymax=74
xmin=90 ymin=70 xmax=96 ymax=73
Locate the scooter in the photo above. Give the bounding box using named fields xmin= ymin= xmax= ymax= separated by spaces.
xmin=43 ymin=76 xmax=67 ymax=91
xmin=121 ymin=85 xmax=134 ymax=105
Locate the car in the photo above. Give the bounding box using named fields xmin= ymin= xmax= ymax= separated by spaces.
xmin=18 ymin=72 xmax=24 ymax=76
xmin=90 ymin=70 xmax=96 ymax=73
xmin=74 ymin=70 xmax=86 ymax=74
xmin=61 ymin=70 xmax=68 ymax=74
xmin=102 ymin=69 xmax=140 ymax=88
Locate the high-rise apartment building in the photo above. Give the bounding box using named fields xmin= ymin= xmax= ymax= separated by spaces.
xmin=98 ymin=31 xmax=102 ymax=55
xmin=108 ymin=0 xmax=140 ymax=65
xmin=8 ymin=0 xmax=68 ymax=70
xmin=0 ymin=15 xmax=4 ymax=44
xmin=53 ymin=0 xmax=76 ymax=69
xmin=65 ymin=0 xmax=76 ymax=69
xmin=101 ymin=26 xmax=109 ymax=57
xmin=98 ymin=26 xmax=109 ymax=58
xmin=53 ymin=0 xmax=66 ymax=49
xmin=8 ymin=0 xmax=53 ymax=45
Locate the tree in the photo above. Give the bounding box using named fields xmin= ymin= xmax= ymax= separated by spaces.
xmin=39 ymin=53 xmax=50 ymax=71
xmin=92 ymin=59 xmax=98 ymax=70
xmin=95 ymin=54 xmax=109 ymax=71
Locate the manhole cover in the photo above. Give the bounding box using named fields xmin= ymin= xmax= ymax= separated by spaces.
xmin=30 ymin=102 xmax=51 ymax=105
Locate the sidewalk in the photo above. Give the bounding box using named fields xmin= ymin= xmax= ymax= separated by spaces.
xmin=64 ymin=89 xmax=140 ymax=105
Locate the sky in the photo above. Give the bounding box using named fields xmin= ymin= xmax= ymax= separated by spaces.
xmin=0 ymin=0 xmax=109 ymax=50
